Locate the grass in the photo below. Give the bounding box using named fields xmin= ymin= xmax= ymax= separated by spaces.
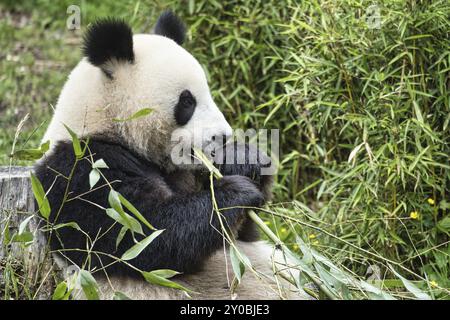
xmin=0 ymin=0 xmax=449 ymax=299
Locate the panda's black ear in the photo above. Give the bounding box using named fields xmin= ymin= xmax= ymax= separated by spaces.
xmin=83 ymin=18 xmax=134 ymax=74
xmin=154 ymin=10 xmax=186 ymax=45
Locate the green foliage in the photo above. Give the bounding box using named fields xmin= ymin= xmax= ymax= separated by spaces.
xmin=121 ymin=229 xmax=165 ymax=261
xmin=12 ymin=140 xmax=49 ymax=161
xmin=142 ymin=269 xmax=192 ymax=294
xmin=112 ymin=107 xmax=154 ymax=122
xmin=78 ymin=269 xmax=100 ymax=300
xmin=30 ymin=172 xmax=50 ymax=219
xmin=266 ymin=0 xmax=449 ymax=295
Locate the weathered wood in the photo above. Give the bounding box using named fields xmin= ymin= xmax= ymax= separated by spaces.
xmin=0 ymin=166 xmax=53 ymax=299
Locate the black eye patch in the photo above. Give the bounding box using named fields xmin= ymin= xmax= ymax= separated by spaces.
xmin=174 ymin=90 xmax=196 ymax=126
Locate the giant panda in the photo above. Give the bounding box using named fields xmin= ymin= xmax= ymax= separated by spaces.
xmin=34 ymin=11 xmax=302 ymax=300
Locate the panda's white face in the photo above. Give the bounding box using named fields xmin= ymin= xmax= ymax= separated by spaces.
xmin=43 ymin=13 xmax=232 ymax=170
xmin=111 ymin=34 xmax=232 ymax=168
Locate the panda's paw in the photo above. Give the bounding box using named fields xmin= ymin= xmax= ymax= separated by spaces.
xmin=215 ymin=175 xmax=265 ymax=208
xmin=215 ymin=142 xmax=272 ymax=183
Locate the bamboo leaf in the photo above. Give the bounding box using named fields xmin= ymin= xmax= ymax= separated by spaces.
xmin=436 ymin=216 xmax=450 ymax=234
xmin=113 ymin=108 xmax=153 ymax=122
xmin=52 ymin=282 xmax=68 ymax=300
xmin=142 ymin=270 xmax=192 ymax=293
xmin=348 ymin=143 xmax=364 ymax=165
xmin=18 ymin=215 xmax=34 ymax=235
xmin=12 ymin=140 xmax=50 ymax=161
xmin=105 ymin=208 xmax=143 ymax=235
xmin=116 ymin=226 xmax=128 ymax=250
xmin=92 ymin=159 xmax=109 ymax=169
xmin=118 ymin=194 xmax=156 ymax=231
xmin=42 ymin=222 xmax=81 ymax=232
xmin=63 ymin=124 xmax=83 ymax=158
xmin=149 ymin=269 xmax=180 ymax=279
xmin=389 ymin=265 xmax=431 ymax=300
xmin=229 ymin=246 xmax=247 ymax=283
xmin=89 ymin=169 xmax=100 ymax=190
xmin=78 ymin=270 xmax=99 ymax=300
xmin=121 ymin=229 xmax=165 ymax=261
xmin=11 ymin=231 xmax=33 ymax=243
xmin=113 ymin=291 xmax=132 ymax=300
xmin=107 ymin=190 xmax=143 ymax=235
xmin=30 ymin=172 xmax=51 ymax=219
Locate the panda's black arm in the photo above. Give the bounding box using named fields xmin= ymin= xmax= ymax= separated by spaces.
xmin=35 ymin=139 xmax=264 ymax=276
xmin=115 ymin=175 xmax=263 ymax=274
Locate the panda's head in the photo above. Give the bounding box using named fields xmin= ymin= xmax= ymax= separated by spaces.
xmin=47 ymin=11 xmax=232 ymax=170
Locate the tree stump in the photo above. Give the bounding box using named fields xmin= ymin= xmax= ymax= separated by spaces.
xmin=0 ymin=166 xmax=53 ymax=299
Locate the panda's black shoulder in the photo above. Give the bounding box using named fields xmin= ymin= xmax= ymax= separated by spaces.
xmin=34 ymin=137 xmax=159 ymax=190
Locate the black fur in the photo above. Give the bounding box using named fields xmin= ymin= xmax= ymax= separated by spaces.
xmin=83 ymin=18 xmax=134 ymax=73
xmin=174 ymin=90 xmax=197 ymax=126
xmin=34 ymin=137 xmax=269 ymax=277
xmin=154 ymin=10 xmax=186 ymax=45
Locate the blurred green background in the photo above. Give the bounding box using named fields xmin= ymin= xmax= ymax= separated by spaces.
xmin=0 ymin=0 xmax=449 ymax=298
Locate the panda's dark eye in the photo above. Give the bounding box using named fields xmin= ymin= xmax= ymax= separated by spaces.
xmin=174 ymin=90 xmax=196 ymax=126
xmin=180 ymin=90 xmax=196 ymax=108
